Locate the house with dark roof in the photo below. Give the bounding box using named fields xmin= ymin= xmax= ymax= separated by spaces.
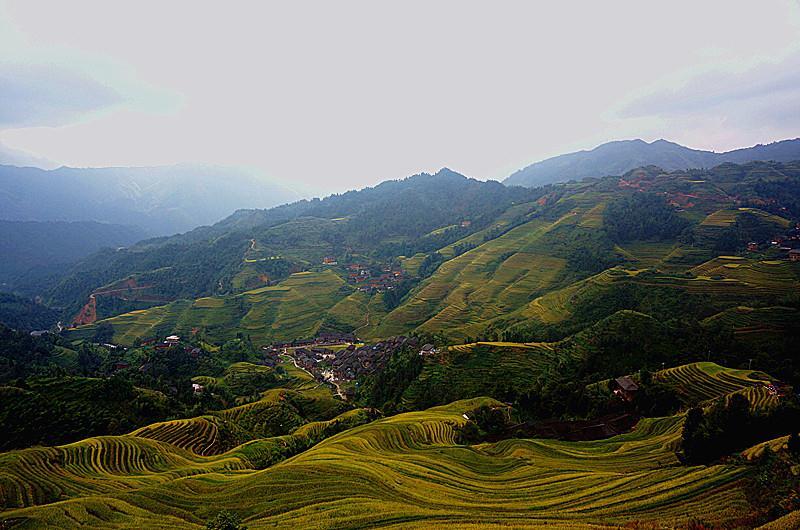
xmin=611 ymin=376 xmax=639 ymax=402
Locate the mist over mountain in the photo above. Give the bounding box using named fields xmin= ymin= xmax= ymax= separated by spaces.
xmin=0 ymin=141 xmax=58 ymax=169
xmin=0 ymin=164 xmax=301 ymax=235
xmin=0 ymin=220 xmax=148 ymax=294
xmin=505 ymin=138 xmax=800 ymax=187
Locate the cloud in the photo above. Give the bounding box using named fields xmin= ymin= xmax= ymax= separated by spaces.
xmin=0 ymin=63 xmax=122 ymax=127
xmin=620 ymin=53 xmax=800 ymax=119
xmin=1 ymin=1 xmax=800 ymax=190
xmin=612 ymin=52 xmax=800 ymax=150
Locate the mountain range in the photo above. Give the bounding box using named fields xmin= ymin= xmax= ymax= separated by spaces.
xmin=505 ymin=137 xmax=800 ymax=187
xmin=0 ymin=164 xmax=300 ymax=236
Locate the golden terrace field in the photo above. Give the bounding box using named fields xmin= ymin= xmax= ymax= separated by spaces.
xmin=69 ymin=270 xmax=361 ymax=346
xmin=0 ymin=390 xmax=765 ymax=529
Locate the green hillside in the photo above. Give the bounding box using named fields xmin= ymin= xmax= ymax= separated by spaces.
xmin=47 ymin=169 xmax=545 ymax=320
xmin=65 ymin=160 xmax=800 ymax=351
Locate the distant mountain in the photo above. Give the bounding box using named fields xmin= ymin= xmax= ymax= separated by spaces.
xmin=0 ymin=220 xmax=148 ymax=294
xmin=0 ymin=141 xmax=57 ymax=169
xmin=504 ymin=138 xmax=800 ymax=187
xmin=0 ymin=164 xmax=301 ymax=235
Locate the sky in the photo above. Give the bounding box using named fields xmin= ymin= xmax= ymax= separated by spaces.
xmin=1 ymin=0 xmax=800 ymax=195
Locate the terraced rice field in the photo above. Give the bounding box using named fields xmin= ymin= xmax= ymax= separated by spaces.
xmin=702 ymin=306 xmax=798 ymax=344
xmin=741 ymin=435 xmax=790 ymax=461
xmin=616 ymin=240 xmax=679 ymax=268
xmin=69 ymin=270 xmax=354 ymax=346
xmin=0 ymin=435 xmax=247 ymax=510
xmin=654 ymin=362 xmax=772 ymax=407
xmin=437 ymin=201 xmax=538 ymax=258
xmin=0 ymin=395 xmax=371 ymax=512
xmin=695 ymin=208 xmax=791 ymax=252
xmin=1 ymin=398 xmax=756 ymax=528
xmin=700 ymin=208 xmax=740 ymax=227
xmin=132 ymin=416 xmax=241 ymax=456
xmin=691 ymin=257 xmax=800 ymax=292
xmin=514 ymin=268 xmax=654 ymax=327
xmin=371 ymin=210 xmax=591 ymax=339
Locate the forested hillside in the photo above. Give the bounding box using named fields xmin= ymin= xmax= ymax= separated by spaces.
xmin=69 ymin=160 xmax=800 ymax=351
xmin=46 ymin=169 xmax=545 ymax=320
xmin=0 ymin=220 xmax=147 ymax=295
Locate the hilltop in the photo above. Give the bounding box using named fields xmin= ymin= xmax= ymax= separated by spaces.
xmin=505 ymin=137 xmax=800 ymax=187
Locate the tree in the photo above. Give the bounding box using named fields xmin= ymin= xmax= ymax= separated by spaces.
xmin=93 ymin=322 xmax=114 ymax=344
xmin=788 ymin=431 xmax=800 ymax=455
xmin=681 ymin=407 xmax=705 ymax=463
xmin=206 ymin=510 xmax=247 ymax=530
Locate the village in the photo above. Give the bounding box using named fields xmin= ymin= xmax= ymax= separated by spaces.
xmin=746 ymin=221 xmax=800 ymax=261
xmin=321 ymin=258 xmax=405 ymax=293
xmin=263 ymin=333 xmax=434 ymax=399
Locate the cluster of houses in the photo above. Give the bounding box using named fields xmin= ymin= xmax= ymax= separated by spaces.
xmin=267 ymin=332 xmax=356 ymax=351
xmin=324 ymin=336 xmax=421 ymax=382
xmin=346 ymin=263 xmax=404 ymax=293
xmin=262 ymin=332 xmax=357 ymax=368
xmin=270 ymin=335 xmax=425 ymax=393
xmin=319 ymin=258 xmax=407 ymax=293
xmin=747 ymin=224 xmax=800 ymax=261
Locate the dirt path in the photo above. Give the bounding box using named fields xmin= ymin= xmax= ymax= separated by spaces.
xmin=72 ymin=295 xmax=97 ymax=326
xmin=352 ymin=307 xmax=372 ymax=336
xmin=283 ymin=352 xmax=348 ymax=401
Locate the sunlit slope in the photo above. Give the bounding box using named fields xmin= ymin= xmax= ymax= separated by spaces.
xmin=518 ymin=258 xmax=800 ymax=329
xmin=0 ymin=404 xmax=371 ymax=512
xmin=0 ymin=435 xmax=248 ymax=509
xmin=2 ymin=398 xmax=754 ymax=528
xmin=370 ymin=197 xmax=613 ymax=339
xmin=68 ymin=270 xmax=353 ymax=345
xmin=437 ymin=201 xmax=540 ymax=258
xmin=654 ymin=361 xmax=776 ymax=409
xmin=702 ymin=306 xmax=798 ymax=348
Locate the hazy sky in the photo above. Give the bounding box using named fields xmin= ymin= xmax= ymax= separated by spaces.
xmin=2 ymin=1 xmax=800 ymax=195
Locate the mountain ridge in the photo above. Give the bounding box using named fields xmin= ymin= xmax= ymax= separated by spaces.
xmin=0 ymin=163 xmax=301 ymax=236
xmin=505 ymin=137 xmax=800 ymax=187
